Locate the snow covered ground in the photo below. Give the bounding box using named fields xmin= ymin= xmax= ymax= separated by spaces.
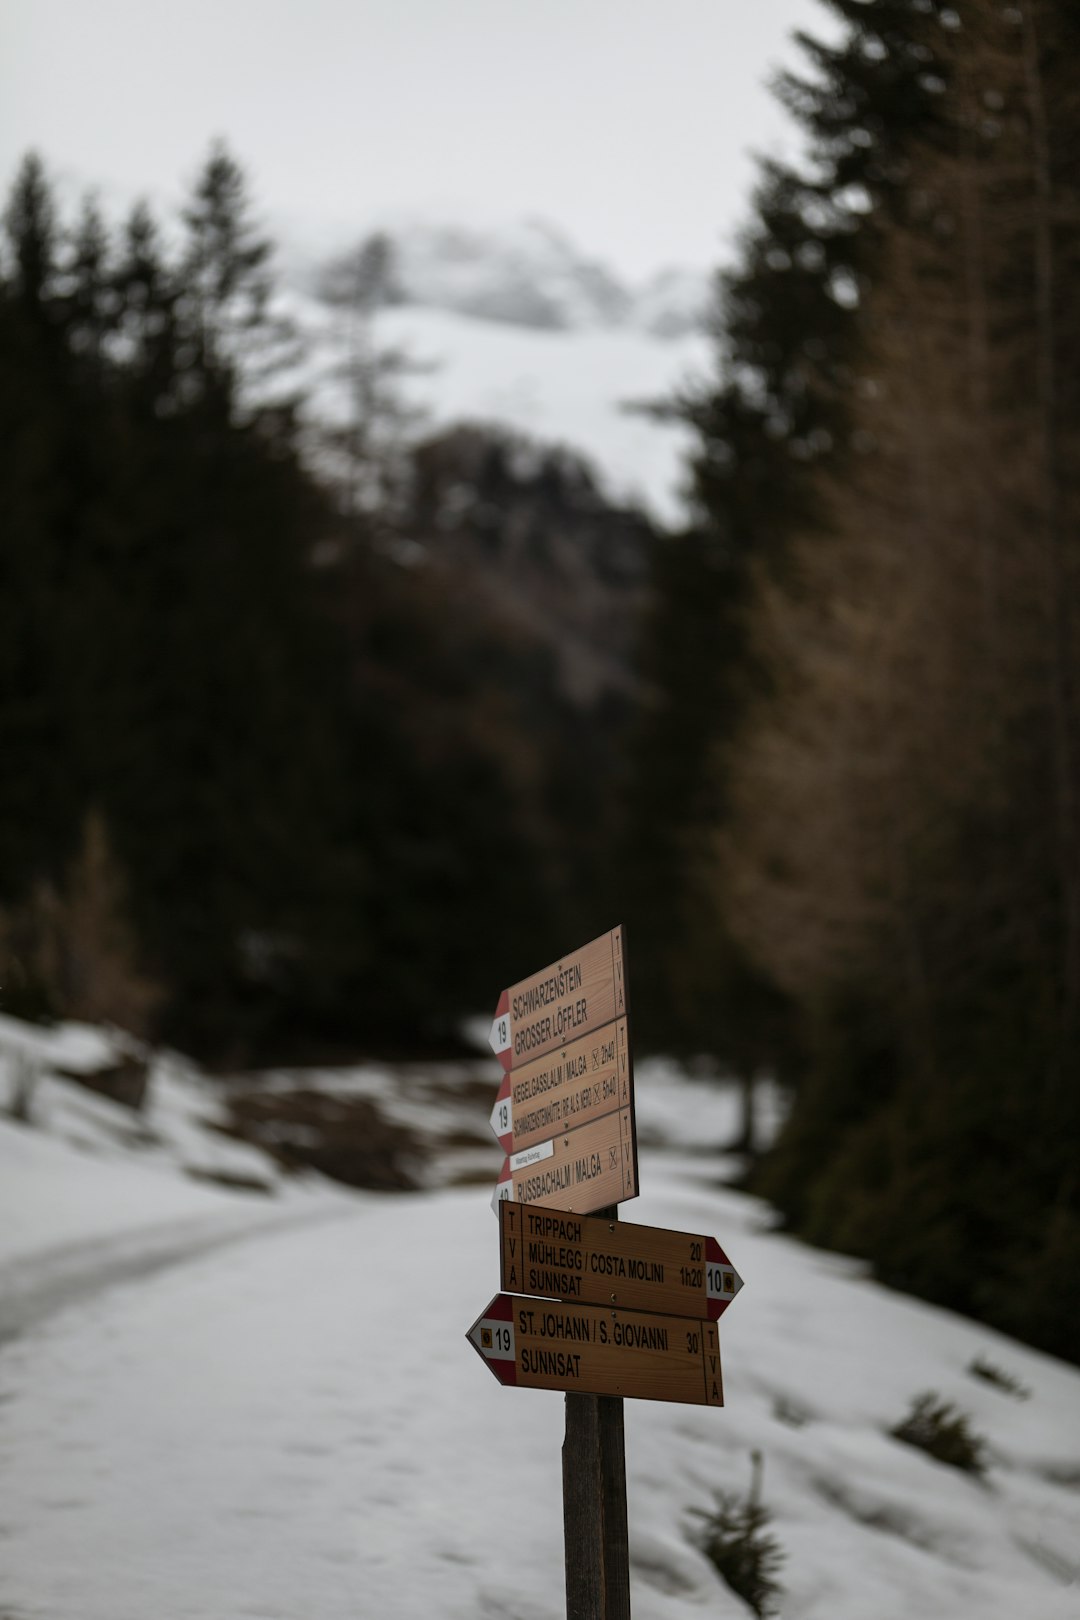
xmin=1 ymin=1019 xmax=1078 ymax=1619
xmin=280 ymin=213 xmax=715 ymax=529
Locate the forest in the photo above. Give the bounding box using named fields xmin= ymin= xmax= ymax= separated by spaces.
xmin=0 ymin=145 xmax=652 ymax=1060
xmin=1 ymin=0 xmax=1077 ymax=1363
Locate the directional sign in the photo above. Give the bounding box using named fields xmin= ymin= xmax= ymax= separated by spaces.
xmin=467 ymin=1293 xmax=723 ymax=1406
xmin=492 ymin=1105 xmax=637 ymax=1216
xmin=489 ymin=926 xmax=628 ymax=1074
xmin=499 ymin=1203 xmax=744 ymax=1320
xmin=489 ymin=1016 xmax=631 ymax=1156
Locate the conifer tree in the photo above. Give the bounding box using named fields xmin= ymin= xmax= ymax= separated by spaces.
xmin=0 ymin=154 xmax=76 ymax=895
xmin=0 ymin=149 xmax=358 ymax=1054
xmin=316 ymin=232 xmax=422 ymax=529
xmin=64 ymin=196 xmax=113 ymax=360
xmin=2 ymin=152 xmax=58 ymax=312
xmin=690 ymin=0 xmax=1080 ymax=1361
xmin=179 ymin=141 xmax=295 ymax=414
xmin=624 ymin=0 xmax=946 ymax=1062
xmin=113 ymin=200 xmax=180 ymax=409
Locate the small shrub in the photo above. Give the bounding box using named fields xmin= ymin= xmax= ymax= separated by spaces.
xmin=890 ymin=1392 xmax=987 ymax=1476
xmin=967 ymin=1354 xmax=1030 ymax=1400
xmin=7 ymin=1049 xmax=40 ymax=1124
xmin=691 ymin=1451 xmax=784 ymax=1618
xmin=0 ymin=812 xmax=162 ymax=1038
xmin=772 ymin=1394 xmax=811 ymax=1428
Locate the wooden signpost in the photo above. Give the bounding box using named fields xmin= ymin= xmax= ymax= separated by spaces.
xmin=492 ymin=1105 xmax=636 ymax=1215
xmin=489 ymin=925 xmax=628 ymax=1073
xmin=498 ymin=1203 xmax=744 ymax=1320
xmin=467 ymin=926 xmax=745 ymax=1620
xmin=490 ymin=1015 xmax=631 ymax=1155
xmin=488 ymin=932 xmax=638 ymax=1218
xmin=467 ymin=1294 xmax=723 ymax=1407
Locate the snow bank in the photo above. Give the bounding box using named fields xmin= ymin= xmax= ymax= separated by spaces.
xmin=1 ymin=1019 xmax=1078 ymax=1620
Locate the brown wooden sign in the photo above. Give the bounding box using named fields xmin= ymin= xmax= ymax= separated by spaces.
xmin=489 ymin=1015 xmax=631 ymax=1155
xmin=492 ymin=1105 xmax=637 ymax=1216
xmin=467 ymin=1293 xmax=723 ymax=1406
xmin=489 ymin=926 xmax=628 ymax=1073
xmin=499 ymin=1203 xmax=745 ymax=1321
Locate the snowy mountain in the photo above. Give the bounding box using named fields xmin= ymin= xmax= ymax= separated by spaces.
xmin=45 ymin=178 xmax=713 ymax=523
xmin=278 ymin=215 xmax=716 ymax=523
xmin=284 ymin=214 xmax=712 ymax=339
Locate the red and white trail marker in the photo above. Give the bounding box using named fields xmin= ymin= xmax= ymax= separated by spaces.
xmin=498 ymin=1202 xmax=744 ymax=1321
xmin=492 ymin=1105 xmax=637 ymax=1217
xmin=489 ymin=926 xmax=627 ymax=1075
xmin=466 ymin=1293 xmax=723 ymax=1406
xmin=489 ymin=1015 xmax=631 ymax=1156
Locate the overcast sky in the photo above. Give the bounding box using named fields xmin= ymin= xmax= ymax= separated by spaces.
xmin=2 ymin=0 xmax=835 ymax=281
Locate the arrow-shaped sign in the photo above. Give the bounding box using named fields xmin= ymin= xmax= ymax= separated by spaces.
xmin=467 ymin=1293 xmax=723 ymax=1406
xmin=489 ymin=926 xmax=627 ymax=1074
xmin=489 ymin=1015 xmax=631 ymax=1155
xmin=492 ymin=1105 xmax=637 ymax=1217
xmin=499 ymin=1202 xmax=744 ymax=1321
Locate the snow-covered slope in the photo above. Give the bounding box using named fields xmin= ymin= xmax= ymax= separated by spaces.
xmin=280 ymin=215 xmax=714 ymax=524
xmin=284 ymin=215 xmax=712 ymax=338
xmin=2 ymin=1021 xmax=1078 ymax=1620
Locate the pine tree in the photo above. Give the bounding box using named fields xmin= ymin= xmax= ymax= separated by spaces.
xmin=707 ymin=0 xmax=1080 ymax=1361
xmin=0 ymin=149 xmax=360 ymax=1055
xmin=179 ymin=141 xmax=295 ymax=415
xmin=63 ymin=196 xmax=113 ymax=361
xmin=0 ymin=154 xmax=76 ymax=897
xmin=315 ymin=232 xmax=424 ymax=531
xmin=2 ymin=152 xmax=58 ymax=313
xmin=623 ymin=0 xmax=947 ymax=1062
xmin=114 ymin=200 xmax=180 ymax=406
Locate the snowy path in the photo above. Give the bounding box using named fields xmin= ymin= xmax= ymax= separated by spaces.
xmin=0 ymin=1192 xmax=535 ymax=1620
xmin=3 ymin=1150 xmax=1080 ymax=1620
xmin=2 ymin=1039 xmax=1079 ymax=1619
xmin=0 ymin=1202 xmax=350 ymax=1349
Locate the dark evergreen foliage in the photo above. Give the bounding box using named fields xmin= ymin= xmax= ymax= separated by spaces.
xmin=0 ymin=149 xmax=353 ymax=1052
xmin=890 ymin=1393 xmax=988 ymax=1476
xmin=0 ymin=148 xmax=653 ymax=1060
xmin=662 ymin=0 xmax=1080 ymax=1365
xmin=622 ymin=1 xmax=948 ymax=1064
xmin=691 ymin=1453 xmax=785 ymax=1618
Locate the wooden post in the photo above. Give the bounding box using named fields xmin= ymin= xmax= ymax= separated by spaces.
xmin=562 ymin=1205 xmax=631 ymax=1620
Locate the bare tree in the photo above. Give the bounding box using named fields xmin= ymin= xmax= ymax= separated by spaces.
xmin=315 ymin=232 xmax=427 ymax=530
